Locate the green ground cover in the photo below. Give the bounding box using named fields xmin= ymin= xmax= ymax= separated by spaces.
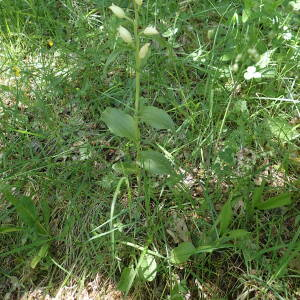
xmin=0 ymin=0 xmax=299 ymax=299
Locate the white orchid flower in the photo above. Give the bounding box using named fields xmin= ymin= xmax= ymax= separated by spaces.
xmin=143 ymin=26 xmax=159 ymax=36
xmin=118 ymin=26 xmax=133 ymax=44
xmin=109 ymin=3 xmax=126 ymax=19
xmin=139 ymin=43 xmax=150 ymax=59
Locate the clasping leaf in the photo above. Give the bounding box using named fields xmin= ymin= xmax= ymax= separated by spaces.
xmin=140 ymin=106 xmax=175 ymax=131
xmin=140 ymin=150 xmax=173 ymax=175
xmin=101 ymin=108 xmax=138 ymax=140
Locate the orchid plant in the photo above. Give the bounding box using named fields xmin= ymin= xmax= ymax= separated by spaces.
xmin=102 ymin=1 xmax=176 ymax=188
xmin=101 ymin=0 xmax=177 ymax=293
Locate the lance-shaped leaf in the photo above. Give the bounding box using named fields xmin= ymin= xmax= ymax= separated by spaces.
xmin=256 ymin=192 xmax=292 ymax=210
xmin=30 ymin=243 xmax=49 ymax=269
xmin=252 ymin=182 xmax=265 ymax=208
xmin=218 ymin=200 xmax=233 ymax=235
xmin=140 ymin=106 xmax=175 ymax=131
xmin=7 ymin=195 xmax=47 ymax=235
xmin=222 ymin=229 xmax=251 ymax=240
xmin=0 ymin=226 xmax=23 ymax=234
xmin=102 ymin=108 xmax=138 ymax=140
xmin=140 ymin=150 xmax=173 ymax=175
xmin=112 ymin=161 xmax=139 ymax=175
xmin=117 ymin=265 xmax=136 ymax=294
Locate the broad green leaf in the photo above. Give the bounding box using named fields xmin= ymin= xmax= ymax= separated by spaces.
xmin=218 ymin=200 xmax=233 ymax=235
xmin=117 ymin=266 xmax=136 ymax=294
xmin=101 ymin=108 xmax=138 ymax=140
xmin=140 ymin=106 xmax=175 ymax=131
xmin=138 ymin=254 xmax=157 ymax=282
xmin=266 ymin=118 xmax=299 ymax=143
xmin=170 ymin=242 xmax=196 ymax=264
xmin=256 ymin=193 xmax=292 ymax=210
xmin=140 ymin=150 xmax=173 ymax=175
xmin=0 ymin=226 xmax=23 ymax=234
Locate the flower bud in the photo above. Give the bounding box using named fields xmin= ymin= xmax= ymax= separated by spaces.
xmin=109 ymin=3 xmax=126 ymax=19
xmin=143 ymin=26 xmax=159 ymax=36
xmin=135 ymin=0 xmax=143 ymax=6
xmin=118 ymin=26 xmax=133 ymax=44
xmin=138 ymin=43 xmax=150 ymax=59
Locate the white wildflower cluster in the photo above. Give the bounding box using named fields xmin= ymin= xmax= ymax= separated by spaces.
xmin=282 ymin=26 xmax=293 ymax=41
xmin=283 ymin=32 xmax=292 ymax=40
xmin=109 ymin=3 xmax=159 ymax=60
xmin=289 ymin=1 xmax=300 ymax=11
xmin=244 ymin=66 xmax=261 ymax=80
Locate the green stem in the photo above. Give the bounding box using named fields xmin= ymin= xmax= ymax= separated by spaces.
xmin=133 ymin=1 xmax=142 ymax=192
xmin=133 ymin=2 xmax=140 ymax=120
